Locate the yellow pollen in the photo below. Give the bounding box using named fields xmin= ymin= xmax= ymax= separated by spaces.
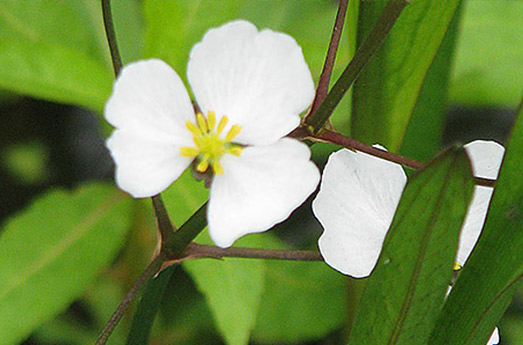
xmin=453 ymin=262 xmax=462 ymax=271
xmin=180 ymin=111 xmax=243 ymax=175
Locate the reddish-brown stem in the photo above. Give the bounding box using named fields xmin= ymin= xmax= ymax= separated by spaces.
xmin=184 ymin=243 xmax=323 ymax=262
xmin=308 ymin=0 xmax=349 ymax=117
xmin=291 ymin=126 xmax=496 ymax=188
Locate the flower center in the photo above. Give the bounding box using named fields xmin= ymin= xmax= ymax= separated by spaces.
xmin=180 ymin=111 xmax=242 ymax=175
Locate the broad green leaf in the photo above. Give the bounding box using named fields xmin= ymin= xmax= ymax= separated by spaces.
xmin=428 ymin=103 xmax=523 ymax=345
xmin=183 ymin=233 xmax=266 ymax=345
xmin=252 ymin=249 xmax=346 ymax=344
xmin=0 ymin=1 xmax=113 ymax=111
xmin=351 ymin=0 xmax=460 ymax=152
xmin=450 ymin=1 xmax=523 ymax=107
xmin=347 ymin=148 xmax=475 ymax=345
xmin=0 ymin=37 xmax=113 ymax=112
xmin=400 ymin=3 xmax=462 ymax=162
xmin=0 ymin=0 xmax=142 ymax=111
xmin=0 ymin=184 xmax=132 ymax=345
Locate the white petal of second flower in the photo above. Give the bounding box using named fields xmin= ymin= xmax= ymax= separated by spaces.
xmin=188 ymin=20 xmax=315 ymax=146
xmin=208 ymin=138 xmax=320 ymax=248
xmin=456 ymin=140 xmax=505 ymax=265
xmin=312 ymin=149 xmax=407 ymax=278
xmin=456 ymin=186 xmax=493 ymax=266
xmin=464 ymin=140 xmax=505 ymax=180
xmin=487 ymin=327 xmax=500 ymax=345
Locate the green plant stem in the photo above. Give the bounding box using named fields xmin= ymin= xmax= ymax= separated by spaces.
xmin=164 ymin=203 xmax=208 ymax=257
xmin=95 ymin=254 xmax=164 ymax=345
xmin=305 ymin=0 xmax=408 ymax=131
xmin=184 ymin=243 xmax=323 ymax=261
xmin=308 ymin=0 xmax=349 ymax=117
xmin=101 ymin=0 xmax=122 ymax=76
xmin=151 ymin=195 xmax=176 ymax=245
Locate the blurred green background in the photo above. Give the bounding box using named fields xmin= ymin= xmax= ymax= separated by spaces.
xmin=0 ymin=1 xmax=521 ymax=344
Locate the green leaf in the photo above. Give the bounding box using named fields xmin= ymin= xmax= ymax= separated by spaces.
xmin=0 ymin=1 xmax=115 ymax=111
xmin=400 ymin=3 xmax=462 ymax=162
xmin=127 ymin=266 xmax=176 ymax=345
xmin=252 ymin=248 xmax=346 ymax=344
xmin=351 ymin=0 xmax=460 ymax=152
xmin=183 ymin=233 xmax=266 ymax=345
xmin=428 ymin=103 xmax=523 ymax=345
xmin=450 ymin=1 xmax=523 ymax=107
xmin=347 ymin=148 xmax=475 ymax=345
xmin=0 ymin=184 xmax=132 ymax=345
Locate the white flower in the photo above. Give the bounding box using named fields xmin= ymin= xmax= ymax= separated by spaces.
xmin=312 ymin=140 xmax=504 ymax=278
xmin=105 ymin=20 xmax=320 ymax=247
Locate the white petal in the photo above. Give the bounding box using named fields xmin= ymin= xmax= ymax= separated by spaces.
xmin=104 ymin=59 xmax=195 ymax=197
xmin=187 ymin=20 xmax=314 ymax=146
xmin=208 ymin=138 xmax=320 ymax=247
xmin=312 ymin=148 xmax=407 ymax=278
xmin=456 ymin=186 xmax=493 ymax=265
xmin=106 ymin=131 xmax=192 ymax=198
xmin=487 ymin=327 xmax=499 ymax=345
xmin=464 ymin=140 xmax=505 ymax=180
xmin=457 ymin=141 xmax=505 ymax=265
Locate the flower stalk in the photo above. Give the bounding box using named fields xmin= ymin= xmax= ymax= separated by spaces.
xmin=305 ymin=0 xmax=409 ymax=131
xmin=307 ymin=0 xmax=350 ymax=117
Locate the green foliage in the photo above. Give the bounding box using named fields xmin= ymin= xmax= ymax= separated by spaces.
xmin=0 ymin=184 xmax=132 ymax=345
xmin=347 ymin=148 xmax=475 ymax=345
xmin=127 ymin=266 xmax=175 ymax=345
xmin=253 ymin=259 xmax=346 ymax=344
xmin=0 ymin=0 xmax=141 ymax=112
xmin=351 ymin=0 xmax=460 ymax=152
xmin=450 ymin=1 xmax=523 ymax=107
xmin=400 ymin=3 xmax=462 ymax=162
xmin=184 ymin=238 xmax=266 ymax=345
xmin=429 ymin=104 xmax=523 ymax=345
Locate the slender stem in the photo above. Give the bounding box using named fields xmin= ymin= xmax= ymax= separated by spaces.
xmin=95 ymin=255 xmax=164 ymax=345
xmin=185 ymin=243 xmax=323 ymax=262
xmin=305 ymin=0 xmax=408 ymax=131
xmin=310 ymin=128 xmax=495 ymax=187
xmin=317 ymin=128 xmax=422 ymax=169
xmin=307 ymin=0 xmax=349 ymax=117
xmin=151 ymin=195 xmax=176 ymax=246
xmin=101 ymin=0 xmax=122 ymax=76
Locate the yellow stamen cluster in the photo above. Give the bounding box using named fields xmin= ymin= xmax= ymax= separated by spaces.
xmin=453 ymin=262 xmax=462 ymax=271
xmin=180 ymin=111 xmax=242 ymax=175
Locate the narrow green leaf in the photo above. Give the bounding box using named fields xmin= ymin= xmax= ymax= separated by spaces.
xmin=126 ymin=266 xmax=175 ymax=345
xmin=0 ymin=1 xmax=115 ymax=111
xmin=0 ymin=184 xmax=131 ymax=345
xmin=400 ymin=3 xmax=463 ymax=162
xmin=347 ymin=148 xmax=475 ymax=345
xmin=351 ymin=0 xmax=460 ymax=151
xmin=429 ymin=103 xmax=523 ymax=345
